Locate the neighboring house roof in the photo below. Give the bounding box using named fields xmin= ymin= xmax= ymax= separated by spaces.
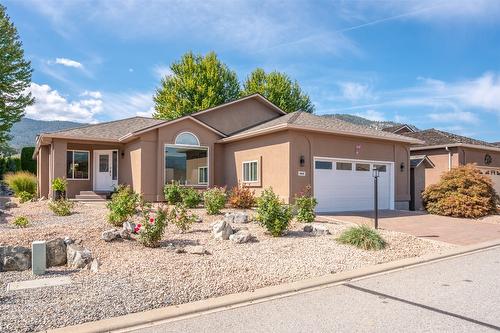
xmin=222 ymin=111 xmax=423 ymax=144
xmin=404 ymin=129 xmax=500 ymax=151
xmin=493 ymin=142 xmax=500 ymax=147
xmin=410 ymin=155 xmax=435 ymax=168
xmin=382 ymin=124 xmax=417 ymax=134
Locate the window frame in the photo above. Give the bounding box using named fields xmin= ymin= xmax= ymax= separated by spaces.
xmin=242 ymin=160 xmax=259 ymax=183
xmin=164 ymin=143 xmax=210 ymax=187
xmin=174 ymin=131 xmax=200 ymax=146
xmin=198 ymin=166 xmax=208 ymax=185
xmin=66 ymin=150 xmax=90 ymax=180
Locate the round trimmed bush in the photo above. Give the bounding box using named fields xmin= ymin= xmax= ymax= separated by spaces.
xmin=337 ymin=225 xmax=386 ymax=250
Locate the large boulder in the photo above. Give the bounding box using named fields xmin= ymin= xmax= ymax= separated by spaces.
xmin=224 ymin=212 xmax=249 ymax=224
xmin=122 ymin=221 xmax=136 ymax=233
xmin=303 ymin=223 xmax=331 ymax=235
xmin=46 ymin=238 xmax=67 ymax=267
xmin=212 ymin=220 xmax=233 ymax=240
xmin=229 ymin=230 xmax=252 ymax=244
xmin=101 ymin=229 xmax=120 ymax=242
xmin=0 ymin=246 xmax=31 ymax=271
xmin=67 ymin=244 xmax=92 ymax=269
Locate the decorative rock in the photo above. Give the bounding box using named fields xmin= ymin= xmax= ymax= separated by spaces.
xmin=229 ymin=230 xmax=252 ymax=244
xmin=223 ymin=213 xmax=235 ymax=223
xmin=303 ymin=224 xmax=330 ymax=235
xmin=175 ymin=248 xmax=186 ymax=254
xmin=101 ymin=229 xmax=120 ymax=242
xmin=89 ymin=259 xmax=99 ymax=273
xmin=119 ymin=228 xmax=131 ymax=240
xmin=63 ymin=237 xmax=74 ymax=245
xmin=212 ymin=220 xmax=234 ymax=240
xmin=46 ymin=238 xmax=67 ymax=267
xmin=0 ymin=246 xmax=31 ymax=271
xmin=185 ymin=245 xmax=207 ymax=255
xmin=4 ymin=202 xmax=17 ymax=209
xmin=224 ymin=212 xmax=250 ymax=224
xmin=122 ymin=221 xmax=136 ymax=233
xmin=66 ymin=244 xmax=92 ymax=269
xmin=194 ymin=216 xmax=203 ymax=223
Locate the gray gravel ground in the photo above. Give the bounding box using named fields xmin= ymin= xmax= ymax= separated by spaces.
xmin=0 ymin=200 xmax=454 ymax=333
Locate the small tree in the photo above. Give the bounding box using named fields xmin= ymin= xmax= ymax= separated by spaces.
xmin=256 ymin=188 xmax=292 ymax=237
xmin=20 ymin=147 xmax=36 ymax=173
xmin=422 ymin=164 xmax=499 ymax=218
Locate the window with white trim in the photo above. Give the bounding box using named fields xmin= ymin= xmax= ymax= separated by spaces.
xmin=175 ymin=132 xmax=200 ymax=146
xmin=243 ymin=161 xmax=258 ymax=182
xmin=198 ymin=166 xmax=208 ymax=184
xmin=66 ymin=150 xmax=89 ymax=179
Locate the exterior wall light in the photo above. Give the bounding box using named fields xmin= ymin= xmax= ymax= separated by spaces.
xmin=400 ymin=162 xmax=405 ymax=172
xmin=300 ymin=155 xmax=305 ymax=167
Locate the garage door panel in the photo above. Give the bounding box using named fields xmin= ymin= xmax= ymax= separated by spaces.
xmin=314 ymin=158 xmax=392 ymax=213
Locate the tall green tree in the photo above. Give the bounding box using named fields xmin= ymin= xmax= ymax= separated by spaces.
xmin=153 ymin=51 xmax=240 ymax=120
xmin=242 ymin=68 xmax=314 ymax=113
xmin=0 ymin=4 xmax=34 ymax=147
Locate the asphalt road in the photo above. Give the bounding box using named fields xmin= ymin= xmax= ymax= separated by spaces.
xmin=132 ymin=247 xmax=500 ymax=333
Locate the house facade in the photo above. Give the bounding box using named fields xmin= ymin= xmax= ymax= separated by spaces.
xmin=35 ymin=94 xmax=421 ymax=212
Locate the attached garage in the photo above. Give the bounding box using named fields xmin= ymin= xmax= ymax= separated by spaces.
xmin=313 ymin=157 xmax=394 ymax=213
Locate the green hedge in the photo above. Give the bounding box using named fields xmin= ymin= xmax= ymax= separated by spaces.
xmin=0 ymin=156 xmax=21 ymax=180
xmin=20 ymin=147 xmax=36 ymax=174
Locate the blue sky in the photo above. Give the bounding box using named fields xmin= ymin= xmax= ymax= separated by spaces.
xmin=4 ymin=0 xmax=500 ymax=141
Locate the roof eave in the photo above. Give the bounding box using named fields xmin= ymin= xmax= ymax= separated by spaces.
xmin=411 ymin=143 xmax=500 ymax=152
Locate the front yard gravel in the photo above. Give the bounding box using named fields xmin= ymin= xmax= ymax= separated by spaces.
xmin=0 ymin=199 xmax=454 ymax=333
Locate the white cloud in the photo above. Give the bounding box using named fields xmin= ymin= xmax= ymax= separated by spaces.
xmin=428 ymin=111 xmax=479 ymax=124
xmin=102 ymin=92 xmax=154 ymax=119
xmin=354 ymin=110 xmax=385 ymax=121
xmin=81 ymin=90 xmax=102 ymax=99
xmin=26 ymin=83 xmax=102 ymax=123
xmin=338 ymin=82 xmax=374 ymax=102
xmin=153 ymin=65 xmax=173 ymax=80
xmin=54 ymin=57 xmax=83 ymax=69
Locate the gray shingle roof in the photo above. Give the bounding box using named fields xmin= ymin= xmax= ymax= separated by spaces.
xmin=41 ymin=117 xmax=165 ymax=141
xmin=233 ymin=111 xmax=419 ymax=142
xmin=403 ymin=129 xmax=498 ymax=148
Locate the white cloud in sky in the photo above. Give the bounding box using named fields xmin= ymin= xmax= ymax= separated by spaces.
xmin=54 ymin=57 xmax=83 ymax=69
xmin=153 ymin=65 xmax=173 ymax=80
xmin=354 ymin=110 xmax=385 ymax=121
xmin=102 ymin=91 xmax=154 ymax=119
xmin=81 ymin=90 xmax=102 ymax=99
xmin=338 ymin=82 xmax=374 ymax=102
xmin=26 ymin=83 xmax=102 ymax=123
xmin=428 ymin=111 xmax=479 ymax=124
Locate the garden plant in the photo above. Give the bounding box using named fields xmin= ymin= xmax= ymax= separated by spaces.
xmin=107 ymin=185 xmax=140 ymax=226
xmin=51 ymin=177 xmax=67 ymax=200
xmin=169 ymin=203 xmax=196 ymax=233
xmin=137 ymin=205 xmax=168 ymax=247
xmin=12 ymin=216 xmax=29 ymax=228
xmin=228 ymin=184 xmax=255 ymax=209
xmin=203 ymin=186 xmax=227 ymax=215
xmin=337 ymin=225 xmax=387 ymax=250
xmin=4 ymin=171 xmax=36 ymax=196
xmin=294 ymin=185 xmax=317 ymax=223
xmin=48 ymin=199 xmax=74 ymax=216
xmin=256 ymin=187 xmax=292 ymax=237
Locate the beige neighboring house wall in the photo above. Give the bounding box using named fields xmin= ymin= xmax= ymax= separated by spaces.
xmin=411 ymin=163 xmax=426 ymax=211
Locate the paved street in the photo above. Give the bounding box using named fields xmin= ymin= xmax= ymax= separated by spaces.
xmin=130 ymin=246 xmax=500 ymax=333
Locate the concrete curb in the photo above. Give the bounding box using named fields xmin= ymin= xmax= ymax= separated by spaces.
xmin=45 ymin=238 xmax=500 ymax=333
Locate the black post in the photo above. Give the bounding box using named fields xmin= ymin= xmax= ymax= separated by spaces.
xmin=374 ymin=173 xmax=379 ymax=229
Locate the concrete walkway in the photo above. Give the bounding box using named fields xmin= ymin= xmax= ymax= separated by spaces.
xmin=319 ymin=210 xmax=500 ymax=245
xmin=130 ymin=246 xmax=500 ymax=333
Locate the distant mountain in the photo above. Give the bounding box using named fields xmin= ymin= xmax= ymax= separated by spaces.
xmin=321 ymin=113 xmax=402 ymax=130
xmin=8 ymin=118 xmax=86 ymax=150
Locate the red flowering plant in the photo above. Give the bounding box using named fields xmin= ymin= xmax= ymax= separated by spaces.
xmin=137 ymin=204 xmax=168 ymax=248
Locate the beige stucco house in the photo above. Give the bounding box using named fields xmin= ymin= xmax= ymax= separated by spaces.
xmin=35 ymin=94 xmax=422 ymax=212
xmin=384 ymin=127 xmax=500 ymax=210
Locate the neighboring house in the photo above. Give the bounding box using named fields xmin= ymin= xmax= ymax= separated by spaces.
xmin=384 ymin=126 xmax=500 ymax=210
xmin=382 ymin=124 xmax=418 ymax=135
xmin=34 ymin=94 xmax=421 ymax=212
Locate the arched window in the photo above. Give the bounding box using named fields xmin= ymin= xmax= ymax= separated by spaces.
xmin=175 ymin=132 xmax=200 ymax=146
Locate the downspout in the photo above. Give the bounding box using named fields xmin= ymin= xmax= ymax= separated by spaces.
xmin=445 ymin=146 xmax=451 ymax=170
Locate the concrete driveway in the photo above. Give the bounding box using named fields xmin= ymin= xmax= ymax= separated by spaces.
xmin=318 ymin=210 xmax=500 ymax=245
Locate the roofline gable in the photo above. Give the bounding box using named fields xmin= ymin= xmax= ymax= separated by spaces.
xmin=411 ymin=143 xmax=500 ymax=153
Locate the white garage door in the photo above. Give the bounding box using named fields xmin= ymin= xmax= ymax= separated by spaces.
xmin=313 ymin=158 xmax=394 ymax=213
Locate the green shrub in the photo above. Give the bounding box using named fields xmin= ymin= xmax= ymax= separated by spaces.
xmin=18 ymin=191 xmax=34 ymax=203
xmin=4 ymin=171 xmax=37 ymax=195
xmin=137 ymin=205 xmax=168 ymax=247
xmin=294 ymin=186 xmax=317 ymax=223
xmin=13 ymin=216 xmax=29 ymax=228
xmin=20 ymin=147 xmax=37 ymax=174
xmin=422 ymin=164 xmax=499 ymax=218
xmin=337 ymin=225 xmax=387 ymax=250
xmin=164 ymin=182 xmax=183 ymax=204
xmin=48 ymin=199 xmax=74 ymax=216
xmin=181 ymin=187 xmax=202 ymax=208
xmin=51 ymin=177 xmax=67 ymax=192
xmin=228 ymin=184 xmax=255 ymax=209
xmin=169 ymin=203 xmax=196 ymax=233
xmin=256 ymin=188 xmax=292 ymax=237
xmin=106 ymin=185 xmax=140 ymax=226
xmin=203 ymin=187 xmax=227 ymax=215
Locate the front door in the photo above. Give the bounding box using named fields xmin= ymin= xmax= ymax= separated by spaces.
xmin=94 ymin=150 xmax=118 ymax=191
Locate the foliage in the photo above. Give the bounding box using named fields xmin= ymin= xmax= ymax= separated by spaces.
xmin=48 ymin=199 xmax=74 ymax=216
xmin=18 ymin=190 xmax=33 ymax=203
xmin=203 ymin=186 xmax=227 ymax=215
xmin=256 ymin=187 xmax=293 ymax=237
xmin=4 ymin=171 xmax=36 ymax=195
xmin=106 ymin=185 xmax=140 ymax=226
xmin=337 ymin=225 xmax=387 ymax=251
xmin=51 ymin=177 xmax=67 ymax=192
xmin=169 ymin=203 xmax=196 ymax=233
xmin=0 ymin=156 xmax=21 ymax=178
xmin=0 ymin=142 xmax=16 ymax=157
xmin=137 ymin=205 xmax=168 ymax=248
xmin=228 ymin=184 xmax=255 ymax=209
xmin=20 ymin=146 xmax=36 ymax=173
xmin=163 ymin=182 xmax=183 ymax=204
xmin=422 ymin=164 xmax=499 ymax=218
xmin=12 ymin=215 xmax=29 ymax=228
xmin=153 ymin=51 xmax=240 ymax=120
xmin=294 ymin=186 xmax=318 ymax=223
xmin=242 ymin=68 xmax=314 ymax=113
xmin=180 ymin=187 xmax=202 ymax=208
xmin=0 ymin=5 xmax=34 ymax=147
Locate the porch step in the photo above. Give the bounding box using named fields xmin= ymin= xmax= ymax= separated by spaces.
xmin=73 ymin=191 xmax=110 ymax=202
